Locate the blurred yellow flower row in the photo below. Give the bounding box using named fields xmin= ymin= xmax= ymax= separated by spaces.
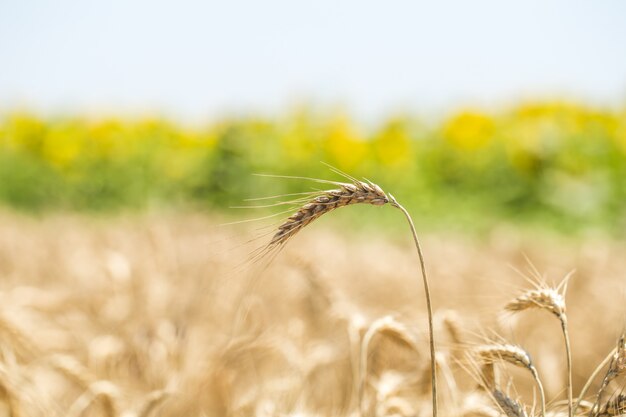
xmin=0 ymin=101 xmax=624 ymax=234
xmin=1 ymin=101 xmax=624 ymax=169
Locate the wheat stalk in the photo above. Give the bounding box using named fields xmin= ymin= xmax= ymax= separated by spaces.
xmin=588 ymin=335 xmax=626 ymax=416
xmin=505 ymin=276 xmax=573 ymax=417
xmin=387 ymin=193 xmax=438 ymax=417
xmin=477 ymin=344 xmax=546 ymax=417
xmin=574 ymin=347 xmax=617 ymax=415
xmin=263 ymin=169 xmax=439 ymax=417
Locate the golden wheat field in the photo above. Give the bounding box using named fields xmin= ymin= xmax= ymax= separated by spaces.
xmin=0 ymin=208 xmax=624 ymax=417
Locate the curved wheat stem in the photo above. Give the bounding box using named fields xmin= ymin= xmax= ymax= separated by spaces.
xmin=574 ymin=346 xmax=617 ymax=415
xmin=388 ymin=194 xmax=438 ymax=417
xmin=560 ymin=315 xmax=573 ymax=417
xmin=588 ymin=335 xmax=626 ymax=416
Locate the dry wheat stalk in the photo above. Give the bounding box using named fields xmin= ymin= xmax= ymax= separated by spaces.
xmin=574 ymin=348 xmax=617 ymax=416
xmin=589 ymin=335 xmax=626 ymax=416
xmin=477 ymin=344 xmax=546 ymax=417
xmin=505 ymin=277 xmax=573 ymax=417
xmin=263 ymin=170 xmax=439 ymax=417
xmin=606 ymin=335 xmax=626 ymax=381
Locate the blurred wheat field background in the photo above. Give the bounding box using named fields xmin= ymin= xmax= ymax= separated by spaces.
xmin=0 ymin=208 xmax=624 ymax=416
xmin=0 ymin=103 xmax=626 ymax=416
xmin=3 ymin=1 xmax=626 ymax=415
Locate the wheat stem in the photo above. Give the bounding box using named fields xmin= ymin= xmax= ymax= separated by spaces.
xmin=560 ymin=315 xmax=573 ymax=417
xmin=530 ymin=366 xmax=546 ymax=417
xmin=587 ymin=335 xmax=626 ymax=417
xmin=389 ymin=195 xmax=438 ymax=417
xmin=573 ymin=347 xmax=617 ymax=415
xmin=505 ymin=281 xmax=572 ymax=417
xmin=264 ymin=175 xmax=438 ymax=417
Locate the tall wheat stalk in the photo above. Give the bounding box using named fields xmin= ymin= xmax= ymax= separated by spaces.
xmin=261 ymin=170 xmax=438 ymax=417
xmin=587 ymin=334 xmax=626 ymax=416
xmin=388 ymin=193 xmax=438 ymax=417
xmin=505 ymin=276 xmax=572 ymax=417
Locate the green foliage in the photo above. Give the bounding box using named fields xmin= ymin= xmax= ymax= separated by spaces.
xmin=0 ymin=102 xmax=625 ymax=234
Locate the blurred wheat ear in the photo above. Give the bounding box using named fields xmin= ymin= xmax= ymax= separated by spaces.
xmin=477 ymin=344 xmax=546 ymax=417
xmin=257 ymin=166 xmax=439 ymax=417
xmin=358 ymin=315 xmax=419 ymax=415
xmin=504 ymin=274 xmax=573 ymax=417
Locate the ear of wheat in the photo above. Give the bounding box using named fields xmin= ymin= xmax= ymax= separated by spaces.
xmin=268 ymin=180 xmax=388 ymax=247
xmin=477 ymin=345 xmax=533 ymax=370
xmin=505 ymin=277 xmax=573 ymax=417
xmin=261 ymin=169 xmax=439 ymax=417
xmin=477 ymin=344 xmax=546 ymax=417
xmin=575 ymin=335 xmax=624 ymax=415
xmin=492 ymin=389 xmax=529 ymax=417
xmin=505 ymin=287 xmax=565 ymax=318
xmin=359 ymin=315 xmax=419 ymax=415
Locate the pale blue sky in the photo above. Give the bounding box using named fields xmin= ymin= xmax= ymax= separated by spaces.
xmin=1 ymin=0 xmax=626 ymax=122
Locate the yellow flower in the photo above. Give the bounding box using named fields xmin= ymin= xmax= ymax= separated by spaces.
xmin=614 ymin=112 xmax=626 ymax=155
xmin=41 ymin=122 xmax=85 ymax=168
xmin=3 ymin=113 xmax=46 ymax=152
xmin=372 ymin=118 xmax=412 ymax=166
xmin=443 ymin=110 xmax=494 ymax=150
xmin=88 ymin=119 xmax=128 ymax=158
xmin=281 ymin=110 xmax=319 ymax=162
xmin=324 ymin=115 xmax=369 ymax=170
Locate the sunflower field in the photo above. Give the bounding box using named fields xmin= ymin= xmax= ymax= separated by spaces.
xmin=1 ymin=101 xmax=625 ymax=235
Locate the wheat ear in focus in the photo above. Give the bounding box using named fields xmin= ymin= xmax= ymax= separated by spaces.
xmin=264 ymin=172 xmax=439 ymax=417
